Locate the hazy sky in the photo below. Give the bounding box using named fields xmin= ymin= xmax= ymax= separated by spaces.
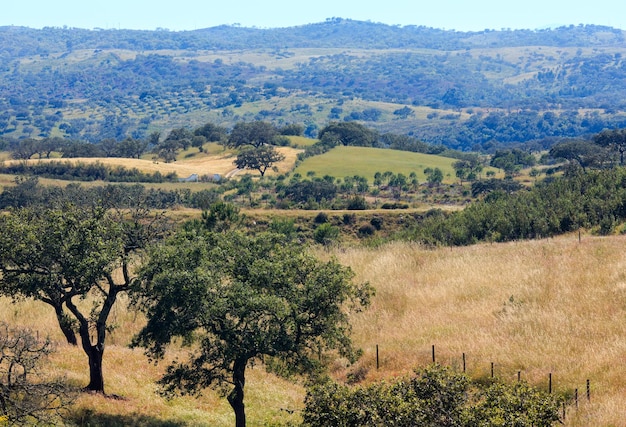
xmin=3 ymin=0 xmax=626 ymax=32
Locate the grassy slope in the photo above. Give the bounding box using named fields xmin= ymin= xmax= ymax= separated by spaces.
xmin=1 ymin=145 xmax=301 ymax=180
xmin=295 ymin=145 xmax=459 ymax=183
xmin=2 ymin=233 xmax=625 ymax=426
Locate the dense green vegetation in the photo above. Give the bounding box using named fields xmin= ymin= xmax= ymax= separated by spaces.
xmin=2 ymin=20 xmax=626 ymax=149
xmin=303 ymin=365 xmax=561 ymax=427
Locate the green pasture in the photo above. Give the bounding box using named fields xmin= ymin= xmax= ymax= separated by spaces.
xmin=294 ymin=146 xmax=458 ymax=183
xmin=287 ymin=135 xmax=318 ymax=148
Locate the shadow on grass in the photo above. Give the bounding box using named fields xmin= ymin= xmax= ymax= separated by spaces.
xmin=67 ymin=408 xmax=189 ymax=427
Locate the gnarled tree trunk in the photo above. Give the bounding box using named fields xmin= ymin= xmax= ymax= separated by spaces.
xmin=227 ymin=359 xmax=247 ymax=427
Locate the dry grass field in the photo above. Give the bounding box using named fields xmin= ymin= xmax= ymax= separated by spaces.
xmin=2 ymin=146 xmax=301 ymax=179
xmin=2 ymin=233 xmax=626 ymax=426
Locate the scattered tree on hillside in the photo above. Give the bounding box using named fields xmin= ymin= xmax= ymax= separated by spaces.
xmin=549 ymin=140 xmax=606 ymax=172
xmin=234 ymin=145 xmax=285 ymax=177
xmin=227 ymin=121 xmax=278 ymax=148
xmin=194 ymin=122 xmax=228 ymax=151
xmin=115 ymin=136 xmax=149 ymax=159
xmin=131 ymin=230 xmax=373 ymax=427
xmin=318 ymin=122 xmax=379 ymax=147
xmin=425 ymin=167 xmax=444 ymax=186
xmin=0 ymin=203 xmax=171 ymax=394
xmin=593 ymin=128 xmax=626 ymax=165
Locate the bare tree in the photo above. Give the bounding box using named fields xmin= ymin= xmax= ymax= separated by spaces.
xmin=0 ymin=323 xmax=74 ymax=425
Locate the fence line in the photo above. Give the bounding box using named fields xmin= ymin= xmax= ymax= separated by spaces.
xmin=373 ymin=343 xmax=592 ymax=419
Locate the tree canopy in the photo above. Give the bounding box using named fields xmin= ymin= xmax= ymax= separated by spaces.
xmin=131 ymin=230 xmax=373 ymax=427
xmin=0 ymin=203 xmax=170 ymax=393
xmin=227 ymin=121 xmax=278 ymax=148
xmin=233 ymin=145 xmax=285 ymax=176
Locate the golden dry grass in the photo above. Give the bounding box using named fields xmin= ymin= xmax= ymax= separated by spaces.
xmin=3 ymin=233 xmax=626 ymax=425
xmin=2 ymin=146 xmax=300 ymax=179
xmin=327 ymin=234 xmax=626 ymax=426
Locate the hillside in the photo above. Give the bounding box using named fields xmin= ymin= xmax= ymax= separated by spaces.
xmin=2 ymin=20 xmax=626 ymax=150
xmin=2 ymin=233 xmax=624 ymax=426
xmin=3 ymin=146 xmax=300 ymax=178
xmin=294 ymin=145 xmax=459 ymax=183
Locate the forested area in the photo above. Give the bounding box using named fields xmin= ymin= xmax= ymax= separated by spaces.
xmin=2 ymin=21 xmax=626 ymax=147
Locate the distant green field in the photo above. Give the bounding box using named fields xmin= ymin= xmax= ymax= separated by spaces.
xmin=294 ymin=146 xmax=457 ymax=183
xmin=287 ymin=135 xmax=318 ymax=147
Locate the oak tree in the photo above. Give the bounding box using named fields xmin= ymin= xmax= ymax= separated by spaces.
xmin=132 ymin=230 xmax=373 ymax=427
xmin=0 ymin=203 xmax=170 ymax=394
xmin=233 ymin=145 xmax=285 ymax=176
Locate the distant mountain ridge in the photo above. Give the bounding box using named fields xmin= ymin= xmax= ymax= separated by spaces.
xmin=2 ymin=19 xmax=626 ymax=149
xmin=1 ymin=18 xmax=625 ymax=57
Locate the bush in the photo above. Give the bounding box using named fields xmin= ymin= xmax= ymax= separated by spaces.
xmin=358 ymin=224 xmax=375 ymax=237
xmin=381 ymin=202 xmax=409 ymax=209
xmin=370 ymin=216 xmax=383 ymax=230
xmin=346 ymin=195 xmax=369 ymax=210
xmin=314 ymin=222 xmax=339 ymax=245
xmin=342 ymin=213 xmax=356 ymax=225
xmin=302 ymin=365 xmax=562 ymax=427
xmin=314 ymin=211 xmax=329 ymax=224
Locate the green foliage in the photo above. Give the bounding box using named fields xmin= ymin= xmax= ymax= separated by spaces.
xmin=425 ymin=167 xmax=444 ymax=185
xmin=314 ymin=222 xmax=340 ymax=245
xmin=412 ymin=167 xmax=626 ymax=245
xmin=302 ymin=365 xmax=561 ymax=427
xmin=201 ymin=201 xmax=241 ymax=232
xmin=0 ymin=203 xmax=170 ymax=392
xmin=346 ymin=195 xmax=369 ymax=210
xmin=234 ymin=145 xmax=285 ymax=176
xmin=318 ymin=122 xmax=379 ymax=147
xmin=549 ymin=140 xmax=608 ymax=171
xmin=282 ymin=180 xmax=338 ymax=206
xmin=131 ymin=230 xmax=373 ymax=426
xmin=0 ymin=160 xmax=178 ymax=183
xmin=227 ymin=121 xmax=279 ymax=148
xmin=268 ymin=216 xmax=297 ymax=239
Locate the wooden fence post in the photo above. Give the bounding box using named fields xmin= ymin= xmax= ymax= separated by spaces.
xmin=432 ymin=345 xmax=435 ymax=363
xmin=376 ymin=344 xmax=379 ymax=370
xmin=549 ymin=373 xmax=552 ymax=394
xmin=462 ymin=353 xmax=466 ymax=373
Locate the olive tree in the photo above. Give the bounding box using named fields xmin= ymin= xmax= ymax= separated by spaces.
xmin=131 ymin=230 xmax=373 ymax=427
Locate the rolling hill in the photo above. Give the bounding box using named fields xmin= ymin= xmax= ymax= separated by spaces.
xmin=2 ymin=20 xmax=626 ymax=150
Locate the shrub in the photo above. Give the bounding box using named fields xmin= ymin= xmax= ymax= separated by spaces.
xmin=302 ymin=365 xmax=562 ymax=427
xmin=314 ymin=211 xmax=329 ymax=224
xmin=314 ymin=222 xmax=339 ymax=245
xmin=342 ymin=213 xmax=356 ymax=225
xmin=346 ymin=195 xmax=369 ymax=210
xmin=370 ymin=216 xmax=383 ymax=230
xmin=381 ymin=202 xmax=409 ymax=209
xmin=358 ymin=224 xmax=376 ymax=237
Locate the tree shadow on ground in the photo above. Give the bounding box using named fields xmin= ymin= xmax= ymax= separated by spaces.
xmin=67 ymin=408 xmax=189 ymax=427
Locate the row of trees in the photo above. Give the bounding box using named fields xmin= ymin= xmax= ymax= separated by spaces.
xmin=409 ymin=165 xmax=626 ymax=245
